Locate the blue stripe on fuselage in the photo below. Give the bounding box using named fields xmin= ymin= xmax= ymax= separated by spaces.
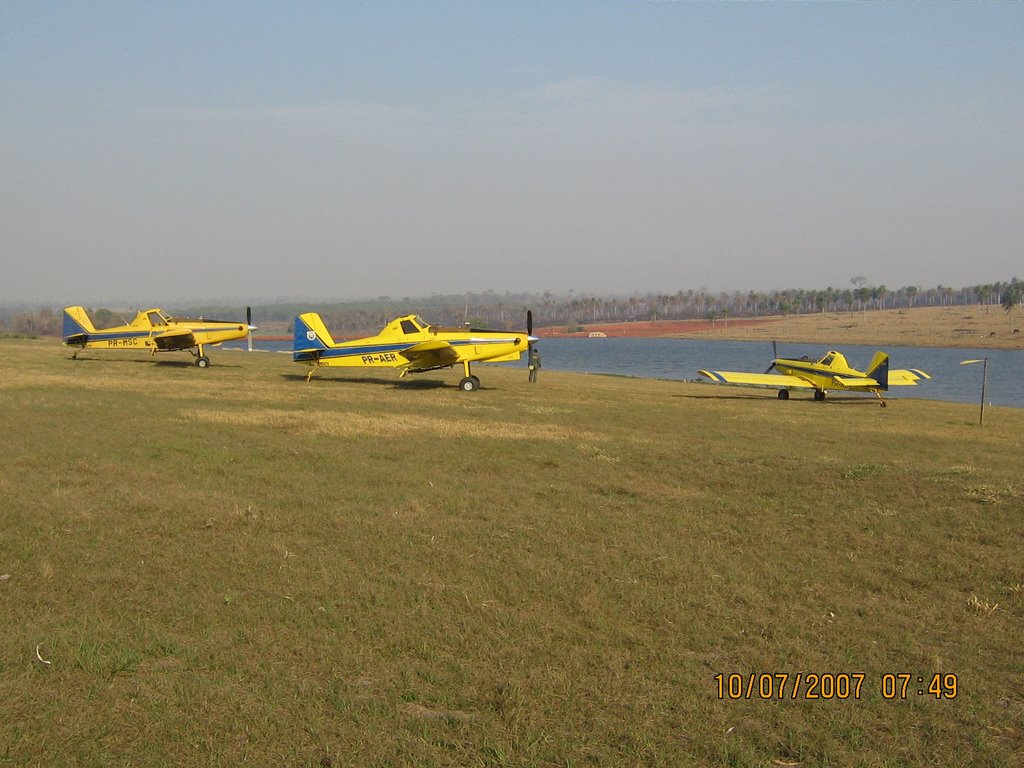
xmin=313 ymin=337 xmax=509 ymax=361
xmin=72 ymin=330 xmax=153 ymax=342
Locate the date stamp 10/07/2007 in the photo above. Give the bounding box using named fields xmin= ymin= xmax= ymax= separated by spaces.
xmin=713 ymin=672 xmax=959 ymax=701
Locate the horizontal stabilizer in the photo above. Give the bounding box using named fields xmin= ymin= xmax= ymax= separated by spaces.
xmin=887 ymin=368 xmax=930 ymax=386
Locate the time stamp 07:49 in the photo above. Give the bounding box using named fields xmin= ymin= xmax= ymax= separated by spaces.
xmin=714 ymin=672 xmax=959 ymax=701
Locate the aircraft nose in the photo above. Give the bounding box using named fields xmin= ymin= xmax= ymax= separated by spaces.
xmin=247 ymin=324 xmax=258 ymax=331
xmin=528 ymin=335 xmax=539 ymax=343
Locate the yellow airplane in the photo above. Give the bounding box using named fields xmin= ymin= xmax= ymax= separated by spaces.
xmin=698 ymin=347 xmax=931 ymax=407
xmin=293 ymin=311 xmax=538 ymax=391
xmin=62 ymin=306 xmax=256 ymax=368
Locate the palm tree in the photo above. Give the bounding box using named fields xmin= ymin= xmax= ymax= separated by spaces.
xmin=1002 ymin=283 xmax=1022 ymax=330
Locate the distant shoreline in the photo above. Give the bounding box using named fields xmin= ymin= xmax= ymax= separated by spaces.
xmin=534 ymin=305 xmax=1024 ymax=351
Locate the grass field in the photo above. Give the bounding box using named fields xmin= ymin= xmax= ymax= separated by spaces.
xmin=2 ymin=338 xmax=1022 ymax=767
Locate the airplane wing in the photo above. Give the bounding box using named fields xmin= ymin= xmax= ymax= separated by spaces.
xmin=888 ymin=368 xmax=931 ymax=386
xmin=400 ymin=340 xmax=460 ymax=371
xmin=698 ymin=370 xmax=815 ymax=389
xmin=152 ymin=328 xmax=196 ymax=351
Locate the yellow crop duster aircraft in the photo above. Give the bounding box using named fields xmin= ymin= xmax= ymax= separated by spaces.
xmin=698 ymin=347 xmax=930 ymax=407
xmin=62 ymin=306 xmax=256 ymax=368
xmin=293 ymin=312 xmax=538 ymax=391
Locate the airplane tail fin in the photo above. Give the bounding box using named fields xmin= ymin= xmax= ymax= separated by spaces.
xmin=866 ymin=351 xmax=890 ymax=390
xmin=62 ymin=306 xmax=96 ymax=341
xmin=293 ymin=313 xmax=336 ymax=361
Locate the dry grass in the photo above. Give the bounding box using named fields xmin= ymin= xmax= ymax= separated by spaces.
xmin=669 ymin=304 xmax=1024 ymax=349
xmin=1 ymin=338 xmax=1023 ymax=767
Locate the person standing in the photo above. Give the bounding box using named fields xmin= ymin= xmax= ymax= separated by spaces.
xmin=528 ymin=344 xmax=541 ymax=383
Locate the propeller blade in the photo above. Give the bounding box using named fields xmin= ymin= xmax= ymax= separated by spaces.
xmin=763 ymin=340 xmax=778 ymax=374
xmin=246 ymin=306 xmax=254 ymax=352
xmin=527 ymin=310 xmax=533 ymax=336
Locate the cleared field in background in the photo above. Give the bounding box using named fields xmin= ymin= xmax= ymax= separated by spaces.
xmin=1 ymin=338 xmax=1022 ymax=767
xmin=668 ymin=304 xmax=1024 ymax=350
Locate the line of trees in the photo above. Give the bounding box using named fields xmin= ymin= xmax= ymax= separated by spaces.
xmin=3 ymin=278 xmax=1022 ymax=337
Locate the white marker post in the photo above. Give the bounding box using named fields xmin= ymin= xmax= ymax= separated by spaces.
xmin=960 ymin=358 xmax=989 ymax=426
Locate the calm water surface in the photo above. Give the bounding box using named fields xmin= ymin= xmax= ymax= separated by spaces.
xmin=231 ymin=337 xmax=1024 ymax=408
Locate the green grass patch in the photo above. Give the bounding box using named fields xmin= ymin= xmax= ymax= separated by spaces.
xmin=2 ymin=339 xmax=1023 ymax=766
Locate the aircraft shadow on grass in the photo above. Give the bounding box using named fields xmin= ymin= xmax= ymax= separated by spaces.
xmin=68 ymin=356 xmax=244 ymax=370
xmin=676 ymin=390 xmax=882 ymax=406
xmin=279 ymin=373 xmax=451 ymax=390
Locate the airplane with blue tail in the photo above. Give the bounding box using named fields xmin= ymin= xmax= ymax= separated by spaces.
xmin=293 ymin=311 xmax=538 ymax=391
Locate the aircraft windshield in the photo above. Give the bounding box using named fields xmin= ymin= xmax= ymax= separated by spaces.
xmin=413 ymin=316 xmax=428 ymax=329
xmin=148 ymin=311 xmax=168 ymax=326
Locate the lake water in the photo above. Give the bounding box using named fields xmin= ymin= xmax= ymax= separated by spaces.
xmin=226 ymin=337 xmax=1024 ymax=408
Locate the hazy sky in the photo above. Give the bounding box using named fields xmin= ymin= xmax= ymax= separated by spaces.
xmin=3 ymin=2 xmax=1022 ymax=305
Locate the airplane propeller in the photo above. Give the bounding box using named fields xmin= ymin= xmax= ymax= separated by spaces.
xmin=763 ymin=340 xmax=778 ymax=374
xmin=469 ymin=310 xmax=537 ymax=344
xmin=246 ymin=306 xmax=255 ymax=352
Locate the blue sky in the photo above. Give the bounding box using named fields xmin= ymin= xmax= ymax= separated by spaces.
xmin=2 ymin=2 xmax=1022 ymax=305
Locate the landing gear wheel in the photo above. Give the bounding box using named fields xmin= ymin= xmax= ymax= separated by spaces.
xmin=196 ymin=356 xmax=211 ymax=369
xmin=458 ymin=376 xmax=479 ymax=392
xmin=814 ymin=390 xmax=826 ymax=401
xmin=777 ymin=389 xmax=790 ymax=400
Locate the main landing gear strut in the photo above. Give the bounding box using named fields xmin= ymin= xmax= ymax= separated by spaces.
xmin=191 ymin=344 xmax=211 ymax=368
xmin=458 ymin=360 xmax=481 ymax=392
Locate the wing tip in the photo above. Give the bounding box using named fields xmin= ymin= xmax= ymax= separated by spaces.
xmin=698 ymin=369 xmax=725 ymax=383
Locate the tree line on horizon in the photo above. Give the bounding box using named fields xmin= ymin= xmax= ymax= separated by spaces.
xmin=3 ymin=278 xmax=1022 ymax=338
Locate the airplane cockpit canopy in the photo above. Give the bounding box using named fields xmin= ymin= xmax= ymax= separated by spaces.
xmin=399 ymin=316 xmax=428 ymax=333
xmin=135 ymin=309 xmax=170 ymax=326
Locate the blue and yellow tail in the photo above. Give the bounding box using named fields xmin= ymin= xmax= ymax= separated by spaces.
xmin=865 ymin=351 xmax=890 ymax=390
xmin=293 ymin=313 xmax=336 ymax=362
xmin=62 ymin=306 xmax=96 ymax=343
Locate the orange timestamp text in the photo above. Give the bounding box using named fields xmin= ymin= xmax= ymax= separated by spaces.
xmin=713 ymin=672 xmax=958 ymax=701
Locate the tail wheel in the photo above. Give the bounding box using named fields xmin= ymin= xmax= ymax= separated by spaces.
xmin=458 ymin=376 xmax=479 ymax=392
